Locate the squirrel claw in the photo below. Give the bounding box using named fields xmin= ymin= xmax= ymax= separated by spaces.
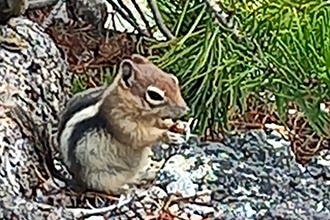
xmin=163 ymin=131 xmax=185 ymax=145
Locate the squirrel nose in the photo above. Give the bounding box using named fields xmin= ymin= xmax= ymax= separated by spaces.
xmin=177 ymin=104 xmax=190 ymax=115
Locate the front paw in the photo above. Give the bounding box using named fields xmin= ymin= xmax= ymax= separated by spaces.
xmin=162 ymin=131 xmax=185 ymax=145
xmin=157 ymin=118 xmax=175 ymax=129
xmin=170 ymin=120 xmax=191 ymax=141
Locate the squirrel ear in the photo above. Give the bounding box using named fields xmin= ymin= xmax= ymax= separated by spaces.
xmin=131 ymin=54 xmax=149 ymax=64
xmin=119 ymin=60 xmax=135 ymax=89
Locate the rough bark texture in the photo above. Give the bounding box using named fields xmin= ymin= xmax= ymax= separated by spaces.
xmin=0 ymin=17 xmax=73 ymax=218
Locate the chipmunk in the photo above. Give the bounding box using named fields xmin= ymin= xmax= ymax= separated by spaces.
xmin=57 ymin=54 xmax=190 ymax=195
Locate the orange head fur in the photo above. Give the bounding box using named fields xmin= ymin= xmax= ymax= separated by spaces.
xmin=108 ymin=54 xmax=189 ymax=119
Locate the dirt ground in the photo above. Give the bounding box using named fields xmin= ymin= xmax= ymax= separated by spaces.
xmin=26 ymin=5 xmax=136 ymax=88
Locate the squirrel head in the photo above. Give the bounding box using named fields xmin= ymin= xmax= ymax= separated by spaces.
xmin=112 ymin=54 xmax=189 ymax=119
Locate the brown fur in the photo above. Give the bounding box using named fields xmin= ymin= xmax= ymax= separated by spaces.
xmin=60 ymin=54 xmax=189 ymax=194
xmin=100 ymin=54 xmax=189 ymax=150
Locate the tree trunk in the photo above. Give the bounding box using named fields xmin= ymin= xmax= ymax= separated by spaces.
xmin=0 ymin=16 xmax=74 ymax=218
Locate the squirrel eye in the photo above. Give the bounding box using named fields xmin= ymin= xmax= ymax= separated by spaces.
xmin=147 ymin=90 xmax=163 ymax=101
xmin=145 ymin=86 xmax=165 ymax=105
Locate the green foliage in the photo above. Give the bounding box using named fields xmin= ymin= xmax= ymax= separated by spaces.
xmin=148 ymin=0 xmax=330 ymax=137
xmin=72 ymin=67 xmax=116 ymax=94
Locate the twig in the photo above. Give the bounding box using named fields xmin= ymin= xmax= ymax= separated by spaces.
xmin=66 ymin=194 xmax=132 ymax=218
xmin=104 ymin=0 xmax=150 ymax=37
xmin=41 ymin=0 xmax=67 ymax=29
xmin=131 ymin=0 xmax=152 ymax=36
xmin=146 ymin=0 xmax=174 ymax=40
xmin=116 ymin=0 xmax=139 ymax=28
xmin=32 ymin=164 xmax=48 ymax=183
xmin=84 ymin=191 xmax=120 ymax=201
xmin=202 ymin=0 xmax=242 ymax=39
xmin=203 ymin=0 xmax=233 ymax=27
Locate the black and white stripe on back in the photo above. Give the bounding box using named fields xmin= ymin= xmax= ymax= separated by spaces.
xmin=56 ymin=86 xmax=115 ymax=178
xmin=57 ymin=86 xmax=105 ymax=141
xmin=66 ymin=110 xmax=113 ymax=177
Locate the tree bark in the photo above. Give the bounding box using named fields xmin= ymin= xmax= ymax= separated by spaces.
xmin=27 ymin=0 xmax=58 ymax=9
xmin=0 ymin=16 xmax=73 ymax=218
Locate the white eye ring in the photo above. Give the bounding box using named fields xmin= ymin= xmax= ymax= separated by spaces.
xmin=146 ymin=86 xmax=165 ymax=106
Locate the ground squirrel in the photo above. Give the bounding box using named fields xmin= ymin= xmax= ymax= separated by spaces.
xmin=57 ymin=54 xmax=190 ymax=194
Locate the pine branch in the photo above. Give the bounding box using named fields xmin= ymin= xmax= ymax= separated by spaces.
xmin=104 ymin=0 xmax=150 ymax=37
xmin=131 ymin=0 xmax=152 ymax=36
xmin=146 ymin=0 xmax=174 ymax=40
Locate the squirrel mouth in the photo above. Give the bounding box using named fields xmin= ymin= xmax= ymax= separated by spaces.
xmin=161 ymin=117 xmax=177 ymax=121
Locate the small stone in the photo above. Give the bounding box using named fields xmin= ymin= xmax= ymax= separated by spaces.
xmin=161 ymin=143 xmax=170 ymax=149
xmin=142 ymin=201 xmax=153 ymax=211
xmin=323 ymin=167 xmax=330 ymax=180
xmin=119 ymin=205 xmax=129 ymax=212
xmin=306 ymin=164 xmax=323 ymax=178
xmin=116 ymin=214 xmax=130 ymax=219
xmin=166 ymin=177 xmax=198 ymax=197
xmin=135 ymin=208 xmax=147 ymax=218
xmin=185 ymin=204 xmax=215 ymax=216
xmin=134 ymin=201 xmax=143 ymax=209
xmin=204 ymin=169 xmax=218 ymax=183
xmin=189 ymin=214 xmax=203 ymax=220
xmin=194 ymin=191 xmax=212 ymax=204
xmin=177 ymin=212 xmax=189 ymax=220
xmin=163 ymin=155 xmax=187 ymax=172
xmin=316 ymin=201 xmax=325 ymax=212
xmin=288 ymin=109 xmax=296 ymax=114
xmin=148 ymin=186 xmax=167 ymax=199
xmin=35 ymin=188 xmax=44 ymax=202
xmin=189 ymin=166 xmax=209 ymax=181
xmin=52 ymin=177 xmax=66 ymax=188
xmin=125 ymin=210 xmax=136 ymax=218
xmin=25 ymin=202 xmax=34 ymax=211
xmin=168 ymin=204 xmax=180 ymax=216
